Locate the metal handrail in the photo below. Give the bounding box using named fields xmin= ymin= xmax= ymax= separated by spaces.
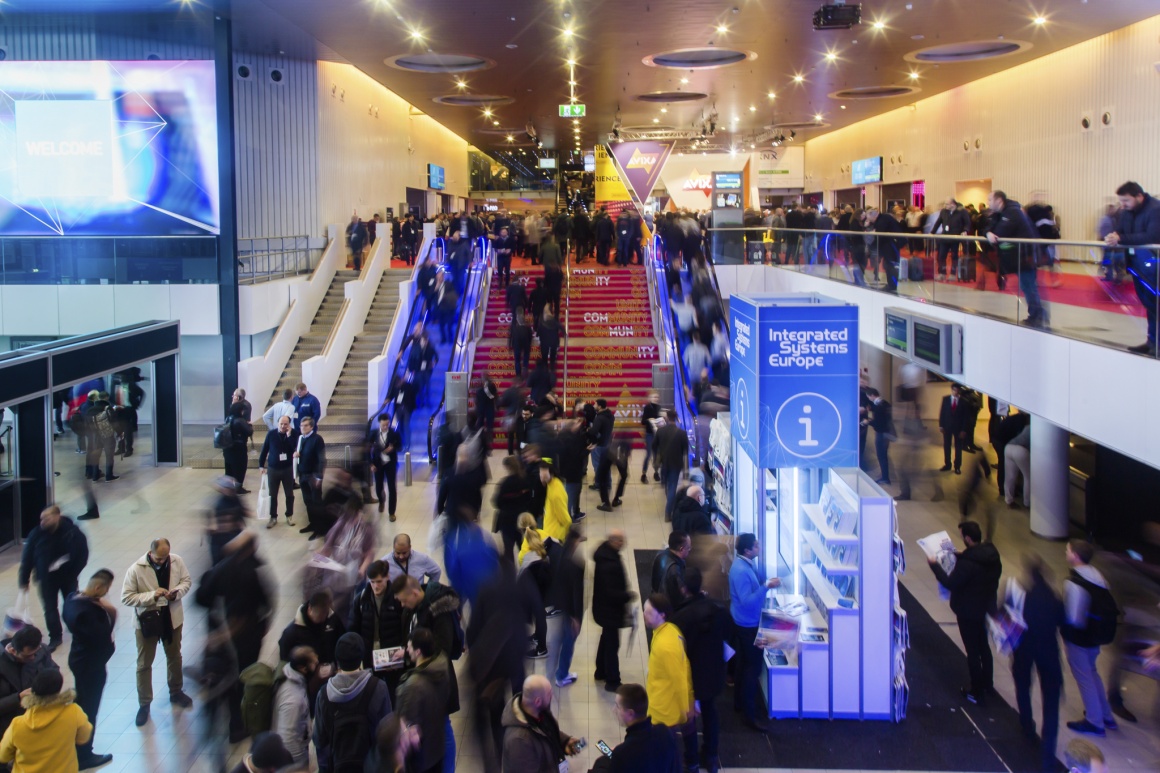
xmin=647 ymin=237 xmax=701 ymax=464
xmin=562 ymin=241 xmax=572 ymax=408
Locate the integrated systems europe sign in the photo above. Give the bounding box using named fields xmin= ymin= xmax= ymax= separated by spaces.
xmin=730 ymin=294 xmax=859 ymax=469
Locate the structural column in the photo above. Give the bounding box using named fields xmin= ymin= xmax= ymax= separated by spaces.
xmin=1029 ymin=415 xmax=1069 ymax=539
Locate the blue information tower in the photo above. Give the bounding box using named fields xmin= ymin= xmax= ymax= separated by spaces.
xmin=728 ymin=293 xmax=907 ymax=721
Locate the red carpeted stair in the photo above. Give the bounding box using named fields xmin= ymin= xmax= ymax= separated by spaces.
xmin=471 ymin=263 xmax=659 ymax=449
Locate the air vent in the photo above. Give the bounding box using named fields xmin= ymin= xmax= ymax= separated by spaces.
xmin=636 ymin=91 xmax=709 ymax=103
xmin=905 ymin=39 xmax=1031 ymax=64
xmin=828 ymin=85 xmax=920 ymax=100
xmin=236 ymin=64 xmax=253 ymax=81
xmin=385 ymin=53 xmax=494 ymax=73
xmin=433 ymin=94 xmax=515 ymax=107
xmin=643 ymin=48 xmax=756 ymax=70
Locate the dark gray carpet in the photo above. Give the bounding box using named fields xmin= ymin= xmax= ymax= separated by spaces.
xmin=633 ymin=549 xmax=1060 ymax=771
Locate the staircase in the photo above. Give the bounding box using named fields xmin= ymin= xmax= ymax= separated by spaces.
xmin=317 ymin=268 xmax=413 ymax=451
xmin=471 ymin=263 xmax=659 ymax=449
xmin=265 ymin=269 xmax=359 ymax=411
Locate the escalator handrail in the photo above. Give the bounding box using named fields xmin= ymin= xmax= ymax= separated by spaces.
xmin=647 ymin=236 xmax=700 ymax=465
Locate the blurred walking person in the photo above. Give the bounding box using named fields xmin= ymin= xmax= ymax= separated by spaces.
xmin=61 ymin=569 xmax=116 ymax=770
xmin=18 ymin=506 xmax=88 ymax=652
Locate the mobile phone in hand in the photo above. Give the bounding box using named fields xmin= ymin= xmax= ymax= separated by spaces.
xmin=596 ymin=740 xmax=612 ymax=758
xmin=572 ymin=737 xmax=587 ymax=751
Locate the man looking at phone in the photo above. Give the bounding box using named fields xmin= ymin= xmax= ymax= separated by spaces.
xmin=591 ymin=683 xmax=678 ymax=772
xmin=121 ymin=537 xmax=193 ymax=727
xmin=500 ymin=674 xmax=583 ymax=772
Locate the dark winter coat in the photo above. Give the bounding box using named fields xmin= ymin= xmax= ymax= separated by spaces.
xmin=347 ymin=583 xmax=405 ymax=669
xmin=930 ymin=542 xmax=1002 ymax=620
xmin=671 ymin=593 xmax=729 ymax=699
xmin=17 ymin=517 xmax=88 ymax=589
xmin=591 ymin=541 xmax=634 ymax=629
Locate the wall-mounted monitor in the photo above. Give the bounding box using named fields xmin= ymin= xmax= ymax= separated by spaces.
xmin=713 ymin=171 xmax=742 ymax=190
xmin=0 ymin=60 xmax=220 ymax=236
xmin=427 ymin=164 xmax=445 ymax=190
xmin=538 ymin=157 xmax=557 ymax=169
xmin=883 ymin=307 xmax=962 ymax=374
xmin=584 ymin=153 xmax=595 ymax=172
xmin=851 ymin=156 xmax=883 ymax=186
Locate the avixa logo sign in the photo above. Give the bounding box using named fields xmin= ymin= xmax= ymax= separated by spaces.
xmin=626 ymin=149 xmax=659 ymax=169
xmin=767 ymin=326 xmax=849 ymax=370
xmin=682 ymin=168 xmax=713 ymax=195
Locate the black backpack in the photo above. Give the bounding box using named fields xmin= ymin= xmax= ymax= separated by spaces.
xmin=1063 ymin=571 xmax=1119 ymax=647
xmin=324 ymin=683 xmax=376 ymax=773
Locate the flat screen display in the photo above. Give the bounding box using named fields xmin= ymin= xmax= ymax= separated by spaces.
xmin=851 ymin=156 xmax=883 ymax=186
xmin=538 ymin=158 xmax=557 ymax=169
xmin=913 ymin=321 xmax=943 ymax=365
xmin=885 ymin=312 xmax=909 ymax=353
xmin=0 ymin=60 xmax=219 ymax=236
xmin=713 ymin=171 xmax=742 ymax=190
xmin=583 ymin=153 xmax=595 ymax=172
xmin=428 ymin=164 xmax=445 ymax=190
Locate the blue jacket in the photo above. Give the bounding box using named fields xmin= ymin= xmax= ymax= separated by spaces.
xmin=1116 ymin=193 xmax=1160 ymax=264
xmin=728 ymin=554 xmax=766 ymax=628
xmin=292 ymin=392 xmax=321 ymax=432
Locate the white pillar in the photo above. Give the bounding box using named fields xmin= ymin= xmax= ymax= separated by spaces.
xmin=1029 ymin=416 xmax=1070 ymax=539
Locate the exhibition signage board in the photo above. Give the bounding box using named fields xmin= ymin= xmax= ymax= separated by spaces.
xmin=607 ymin=140 xmax=675 ymax=210
xmin=594 ymin=144 xmax=633 ymax=216
xmin=730 ymin=294 xmax=859 ymax=469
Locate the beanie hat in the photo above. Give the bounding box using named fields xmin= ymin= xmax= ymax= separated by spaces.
xmin=250 ymin=731 xmax=294 ymax=768
xmin=31 ymin=670 xmax=63 ymax=697
xmin=335 ymin=632 xmax=365 ymax=671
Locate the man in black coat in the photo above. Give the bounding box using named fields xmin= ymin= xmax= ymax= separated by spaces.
xmin=864 ymin=388 xmax=894 ymax=485
xmin=0 ymin=626 xmax=59 ymax=738
xmin=986 ymin=190 xmax=1045 ymax=325
xmin=928 ymin=521 xmax=1002 ymax=704
xmin=671 ymin=567 xmax=728 ymax=773
xmin=938 ymin=384 xmax=971 ymax=474
xmin=592 ymin=531 xmax=635 ymax=691
xmin=294 ymin=417 xmax=327 ymax=539
xmin=672 ymin=486 xmax=712 ymax=536
xmin=593 ymin=683 xmax=679 ymax=773
xmin=258 ymin=414 xmax=299 ymax=526
xmin=595 ymin=209 xmax=615 ymax=265
xmin=368 ymin=414 xmax=403 ymax=521
xmin=588 ymin=399 xmax=614 ymax=495
xmin=1107 ymin=181 xmax=1160 ymax=354
xmin=18 ymin=505 xmax=89 ymax=651
xmin=655 ymin=410 xmax=689 ymax=521
xmin=348 ymin=560 xmax=405 ymax=704
xmin=867 ymin=208 xmax=904 ymax=293
xmin=650 ymin=531 xmax=691 ymax=610
xmin=510 ymin=313 xmax=533 ymax=378
xmin=1010 ymin=559 xmax=1065 ymax=773
xmin=391 ymin=576 xmax=461 ymax=716
xmin=538 ymin=309 xmax=564 ymax=371
xmin=62 ymin=569 xmax=116 ymax=770
xmin=278 ymin=590 xmax=346 ymax=667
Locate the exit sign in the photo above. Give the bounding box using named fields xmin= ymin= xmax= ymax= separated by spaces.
xmin=559 ymin=104 xmax=586 ymax=117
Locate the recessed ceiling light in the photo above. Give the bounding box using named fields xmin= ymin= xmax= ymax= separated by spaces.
xmin=793 ymin=74 xmax=804 ymax=83
xmin=908 ymin=71 xmax=920 ymax=80
xmin=455 ymin=80 xmax=467 ymax=89
xmin=483 ymin=108 xmax=493 ymax=117
xmin=566 ymin=58 xmax=577 ymax=67
xmin=493 ymin=120 xmax=500 ymax=126
xmin=1033 ymin=16 xmax=1047 ymax=26
xmin=652 ymin=117 xmax=660 ymax=123
xmin=563 ymin=28 xmax=574 ymax=37
xmin=749 ymin=105 xmax=756 ymax=112
xmin=680 ymin=77 xmax=689 ymax=84
xmin=767 ymin=91 xmax=776 ymax=99
xmin=660 ymin=108 xmax=668 ymax=113
xmin=506 ymin=43 xmax=518 ymax=49
xmin=506 ymin=135 xmax=514 ymax=141
xmin=409 ymin=30 xmax=423 ymax=41
xmin=824 ymin=52 xmax=838 ymax=62
xmin=716 ymin=24 xmax=728 ymax=34
xmin=872 ymin=20 xmax=885 ymax=30
xmin=814 ymin=113 xmax=823 ymax=121
xmin=840 ymin=105 xmax=847 ymax=109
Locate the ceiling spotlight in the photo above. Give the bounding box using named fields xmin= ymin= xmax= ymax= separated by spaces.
xmin=409 ymin=29 xmax=424 ymax=41
xmin=493 ymin=120 xmax=500 ymax=126
xmin=568 ymin=80 xmax=578 ymax=86
xmin=748 ymin=105 xmax=756 ymax=112
xmin=908 ymin=71 xmax=920 ymax=80
xmin=566 ymin=58 xmax=577 ymax=66
xmin=563 ymin=27 xmax=574 ymax=37
xmin=652 ymin=117 xmax=660 ymax=123
xmin=716 ymin=24 xmax=728 ymax=34
xmin=814 ymin=113 xmax=823 ymax=121
xmin=824 ymin=52 xmax=838 ymax=62
xmin=483 ymin=108 xmax=493 ymax=117
xmin=680 ymin=77 xmax=689 ymax=84
xmin=840 ymin=105 xmax=847 ymax=110
xmin=793 ymin=74 xmax=804 ymax=84
xmin=872 ymin=20 xmax=886 ymax=31
xmin=455 ymin=79 xmax=467 ymax=89
xmin=749 ymin=143 xmax=755 ymax=149
xmin=1033 ymin=15 xmax=1047 ymax=26
xmin=506 ymin=135 xmax=514 ymax=141
xmin=767 ymin=91 xmax=776 ymax=99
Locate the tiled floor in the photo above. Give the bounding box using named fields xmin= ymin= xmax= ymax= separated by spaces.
xmin=1 ymin=423 xmax=1156 ymax=772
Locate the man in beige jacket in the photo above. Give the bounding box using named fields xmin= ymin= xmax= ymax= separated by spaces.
xmin=121 ymin=538 xmax=193 ymax=728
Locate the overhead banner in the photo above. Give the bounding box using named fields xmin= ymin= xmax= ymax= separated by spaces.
xmin=607 ymin=140 xmax=675 ymax=210
xmin=594 ymin=144 xmax=633 ymax=216
xmin=730 ymin=293 xmax=859 ymax=469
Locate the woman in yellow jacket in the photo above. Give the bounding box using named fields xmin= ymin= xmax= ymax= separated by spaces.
xmin=0 ymin=671 xmax=92 ymax=773
xmin=643 ymin=593 xmax=696 ymax=764
xmin=539 ymin=460 xmax=572 ymax=545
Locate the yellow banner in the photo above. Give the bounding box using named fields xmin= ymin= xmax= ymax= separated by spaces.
xmin=594 ymin=144 xmax=631 ymax=208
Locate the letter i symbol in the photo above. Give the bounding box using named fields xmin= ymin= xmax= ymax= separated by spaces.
xmin=798 ymin=404 xmax=819 ymax=447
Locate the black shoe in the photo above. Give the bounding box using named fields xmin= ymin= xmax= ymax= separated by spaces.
xmin=170 ymin=691 xmax=193 ymax=709
xmin=597 ymin=503 xmax=613 ymax=512
xmin=612 ymin=498 xmax=623 ymax=507
xmin=308 ymin=532 xmax=321 ymax=541
xmin=938 ymin=465 xmax=952 ymax=472
xmin=78 ymin=512 xmax=100 ymax=521
xmin=875 ymin=478 xmax=891 ymax=485
xmin=1111 ymin=701 xmax=1138 ymax=723
xmin=526 ymin=645 xmax=547 ymax=659
xmin=743 ymin=717 xmax=771 ymax=733
xmin=894 ymin=494 xmax=911 ymax=501
xmin=1127 ymin=341 xmax=1157 ymax=355
xmin=653 ymin=471 xmax=660 ymax=481
xmin=105 ymin=475 xmax=120 ymax=482
xmin=79 ymin=753 xmax=114 ymax=770
xmin=641 ymin=473 xmax=648 ymax=484
xmin=135 ymin=705 xmax=150 ymax=726
xmin=237 ymin=487 xmax=250 ymax=494
xmin=604 ymin=681 xmax=622 ymax=692
xmin=588 ymin=484 xmax=598 ymax=490
xmin=299 ymin=526 xmax=314 ymax=534
xmin=1066 ymin=719 xmax=1105 ymax=736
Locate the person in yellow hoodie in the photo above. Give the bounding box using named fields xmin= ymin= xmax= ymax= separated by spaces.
xmin=539 ymin=460 xmax=573 ymax=545
xmin=0 ymin=670 xmax=92 ymax=773
xmin=644 ymin=592 xmax=697 ymax=771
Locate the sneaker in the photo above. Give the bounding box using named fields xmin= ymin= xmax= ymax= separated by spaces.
xmin=641 ymin=473 xmax=648 ymax=484
xmin=555 ymin=673 xmax=578 ymax=687
xmin=285 ymin=517 xmax=295 ymax=527
xmin=135 ymin=705 xmax=150 ymax=727
xmin=170 ymin=691 xmax=193 ymax=709
xmin=653 ymin=471 xmax=660 ymax=481
xmin=389 ymin=514 xmax=397 ymax=522
xmin=597 ymin=503 xmax=613 ymax=512
xmin=77 ymin=512 xmax=100 ymax=521
xmin=612 ymin=498 xmax=623 ymax=507
xmin=265 ymin=519 xmax=276 ymax=529
xmin=526 ymin=645 xmax=548 ymax=659
xmin=1066 ymin=719 xmax=1105 ymax=737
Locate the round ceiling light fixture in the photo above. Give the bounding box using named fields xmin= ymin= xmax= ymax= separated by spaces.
xmin=827 ymin=84 xmax=921 ymax=99
xmin=385 ymin=53 xmax=495 ymax=73
xmin=635 ymin=91 xmax=709 ymax=103
xmin=905 ymin=39 xmax=1031 ymax=64
xmin=433 ymin=94 xmax=515 ymax=107
xmin=643 ymin=47 xmax=756 ymax=70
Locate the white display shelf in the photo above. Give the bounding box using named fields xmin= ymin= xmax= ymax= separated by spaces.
xmin=801 ymin=503 xmax=859 ymax=546
xmin=803 ymin=563 xmax=856 ymax=611
xmin=803 ymin=531 xmax=858 ymax=576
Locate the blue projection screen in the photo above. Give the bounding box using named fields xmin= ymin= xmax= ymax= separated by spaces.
xmin=0 ymin=60 xmax=220 ymax=236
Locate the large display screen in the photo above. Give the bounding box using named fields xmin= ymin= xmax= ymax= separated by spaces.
xmin=0 ymin=60 xmax=219 ymax=236
xmin=851 ymin=156 xmax=883 ymax=186
xmin=713 ymin=171 xmax=742 ymax=190
xmin=884 ymin=311 xmax=909 ymax=354
xmin=912 ymin=321 xmax=943 ymax=366
xmin=427 ymin=164 xmax=445 ymax=190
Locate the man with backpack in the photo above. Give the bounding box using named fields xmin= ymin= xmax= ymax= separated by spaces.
xmin=313 ymin=632 xmax=392 ymax=773
xmin=1062 ymin=540 xmax=1120 ymax=737
xmin=273 ymin=646 xmax=318 ymax=767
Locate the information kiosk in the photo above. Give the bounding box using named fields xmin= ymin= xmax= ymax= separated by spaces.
xmin=728 ymin=293 xmax=908 ymax=721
